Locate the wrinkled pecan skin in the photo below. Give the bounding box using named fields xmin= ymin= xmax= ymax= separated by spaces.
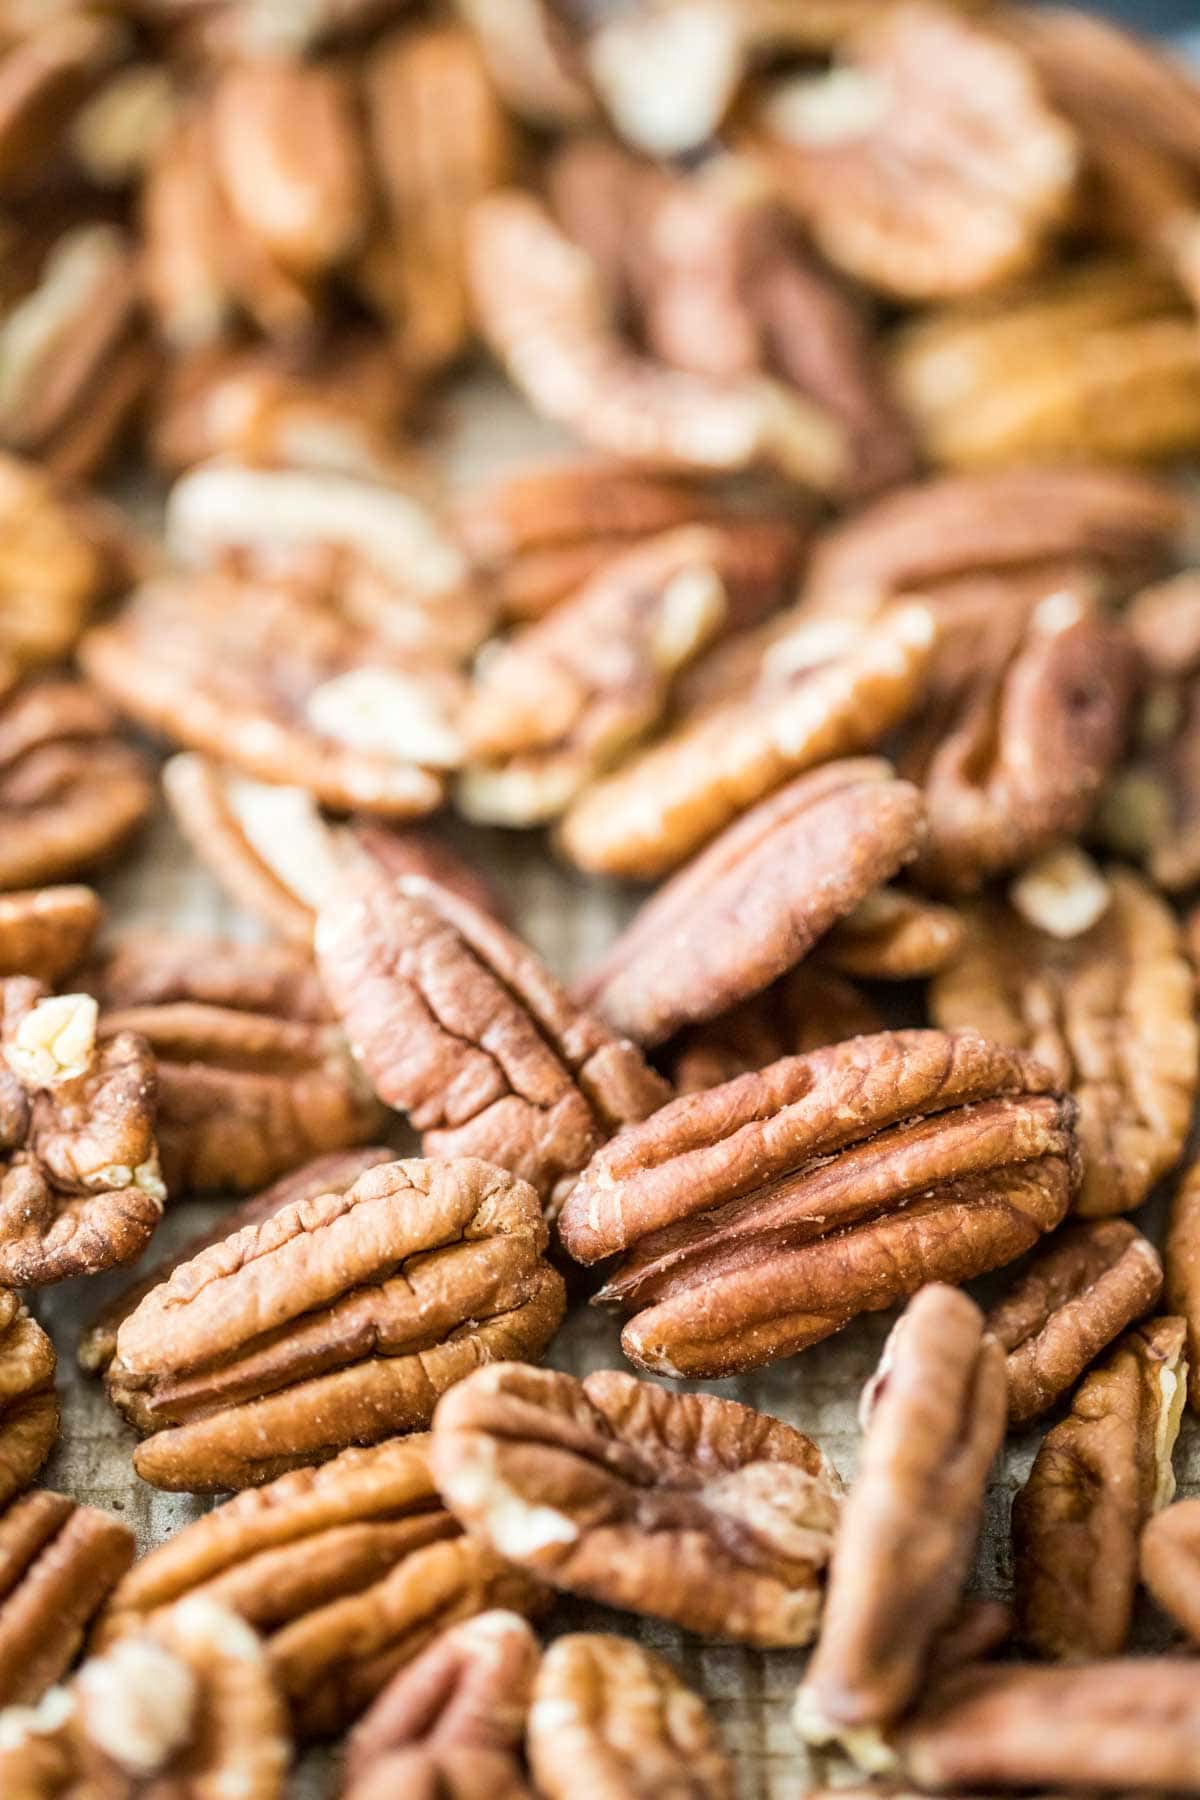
xmin=0 ymin=1491 xmax=134 ymax=1706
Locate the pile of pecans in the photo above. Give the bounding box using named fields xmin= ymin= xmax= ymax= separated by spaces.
xmin=7 ymin=0 xmax=1200 ymax=1792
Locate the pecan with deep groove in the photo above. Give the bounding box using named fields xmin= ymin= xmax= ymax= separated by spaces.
xmin=0 ymin=1492 xmax=133 ymax=1706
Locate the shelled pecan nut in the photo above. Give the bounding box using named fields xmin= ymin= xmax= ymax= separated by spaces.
xmin=340 ymin=1609 xmax=540 ymax=1799
xmin=0 ymin=455 xmax=126 ymax=671
xmin=821 ymin=885 xmax=965 ymax=980
xmin=0 ymin=887 xmax=101 ymax=985
xmin=559 ymin=600 xmax=935 ymax=880
xmin=0 ymin=1491 xmax=134 ymax=1706
xmin=986 ymin=1220 xmax=1164 ymax=1424
xmin=81 ymin=930 xmax=332 ymax=1022
xmin=931 ymin=869 xmax=1197 ymax=1215
xmin=104 ymin=1157 xmax=566 ymax=1491
xmin=667 ymin=964 xmax=880 ymax=1094
xmin=0 ymin=1596 xmax=290 ymax=1797
xmin=576 ymin=759 xmax=924 ymax=1045
xmin=0 ymin=1293 xmax=56 ymax=1508
xmin=559 ymin=1030 xmax=1078 ymax=1377
xmin=0 ymin=980 xmax=163 ymax=1286
xmin=0 ymin=11 xmax=128 ymax=199
xmin=528 ymin=1634 xmax=734 ymax=1800
xmin=431 ymin=1361 xmax=841 ymax=1645
xmin=316 ymin=864 xmax=668 ymax=1211
xmin=795 ymin=1286 xmax=1006 ymax=1746
xmin=1140 ymin=1498 xmax=1200 ymax=1644
xmin=1012 ymin=1315 xmax=1187 ymax=1660
xmin=1167 ymin=1156 xmax=1200 ymax=1411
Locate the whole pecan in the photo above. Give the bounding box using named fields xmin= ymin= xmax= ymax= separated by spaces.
xmin=987 ymin=1220 xmax=1164 ymax=1424
xmin=559 ymin=600 xmax=935 ymax=880
xmin=668 ymin=964 xmax=880 ymax=1094
xmin=559 ymin=1030 xmax=1078 ymax=1377
xmin=430 ymin=1361 xmax=841 ymax=1645
xmin=528 ymin=1634 xmax=734 ymax=1800
xmin=0 ymin=1596 xmax=290 ymax=1798
xmin=0 ymin=676 xmax=152 ymax=890
xmin=1141 ymin=1498 xmax=1200 ymax=1645
xmin=104 ymin=1157 xmax=566 ymax=1491
xmin=821 ymin=885 xmax=965 ymax=980
xmin=576 ymin=759 xmax=924 ymax=1046
xmin=0 ymin=979 xmax=163 ymax=1286
xmin=340 ymin=1609 xmax=540 ymax=1800
xmin=1167 ymin=1156 xmax=1200 ymax=1411
xmin=795 ymin=1286 xmax=1006 ymax=1747
xmin=315 ymin=864 xmax=668 ymax=1212
xmin=0 ymin=887 xmax=101 ymax=985
xmin=0 ymin=1491 xmax=134 ymax=1705
xmin=1012 ymin=1315 xmax=1187 ymax=1660
xmin=931 ymin=869 xmax=1196 ymax=1215
xmin=0 ymin=1293 xmax=57 ymax=1508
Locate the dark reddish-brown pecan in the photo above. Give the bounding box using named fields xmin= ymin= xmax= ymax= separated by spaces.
xmin=931 ymin=869 xmax=1197 ymax=1216
xmin=431 ymin=1362 xmax=841 ymax=1645
xmin=316 ymin=864 xmax=668 ymax=1212
xmin=0 ymin=1292 xmax=57 ymax=1508
xmin=668 ymin=965 xmax=881 ymax=1094
xmin=1012 ymin=1316 xmax=1187 ymax=1661
xmin=987 ymin=1221 xmax=1164 ymax=1424
xmin=340 ymin=1609 xmax=540 ymax=1800
xmin=1141 ymin=1498 xmax=1200 ymax=1644
xmin=795 ymin=1286 xmax=1006 ymax=1749
xmin=0 ymin=978 xmax=163 ymax=1286
xmin=1167 ymin=1155 xmax=1200 ymax=1411
xmin=103 ymin=1157 xmax=566 ymax=1492
xmin=0 ymin=886 xmax=101 ymax=984
xmin=0 ymin=676 xmax=152 ymax=890
xmin=558 ymin=1030 xmax=1078 ymax=1378
xmin=577 ymin=760 xmax=923 ymax=1046
xmin=0 ymin=1491 xmax=134 ymax=1706
xmin=528 ymin=1635 xmax=735 ymax=1800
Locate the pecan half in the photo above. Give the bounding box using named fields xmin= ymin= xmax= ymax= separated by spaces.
xmin=316 ymin=864 xmax=668 ymax=1212
xmin=0 ymin=980 xmax=163 ymax=1286
xmin=558 ymin=600 xmax=935 ymax=880
xmin=340 ymin=1609 xmax=539 ymax=1800
xmin=0 ymin=887 xmax=101 ymax=984
xmin=750 ymin=3 xmax=1077 ymax=300
xmin=1166 ymin=1155 xmax=1200 ymax=1411
xmin=988 ymin=1221 xmax=1163 ymax=1425
xmin=822 ymin=885 xmax=964 ymax=979
xmin=795 ymin=1286 xmax=1005 ymax=1747
xmin=104 ymin=1157 xmax=565 ymax=1491
xmin=1141 ymin=1498 xmax=1200 ymax=1645
xmin=431 ymin=1361 xmax=841 ymax=1644
xmin=79 ymin=575 xmax=461 ymax=818
xmin=668 ymin=964 xmax=880 ymax=1094
xmin=931 ymin=869 xmax=1196 ymax=1215
xmin=559 ymin=1030 xmax=1078 ymax=1377
xmin=0 ymin=1492 xmax=134 ymax=1706
xmin=1012 ymin=1315 xmax=1187 ymax=1661
xmin=0 ymin=455 xmax=123 ymax=672
xmin=528 ymin=1634 xmax=734 ymax=1800
xmin=0 ymin=1597 xmax=290 ymax=1798
xmin=577 ymin=759 xmax=924 ymax=1046
xmin=0 ymin=1293 xmax=56 ymax=1507
xmin=0 ymin=677 xmax=152 ymax=890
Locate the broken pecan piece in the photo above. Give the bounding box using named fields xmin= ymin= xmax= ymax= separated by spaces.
xmin=987 ymin=1221 xmax=1164 ymax=1425
xmin=0 ymin=887 xmax=101 ymax=985
xmin=577 ymin=759 xmax=924 ymax=1046
xmin=528 ymin=1634 xmax=734 ymax=1800
xmin=431 ymin=1361 xmax=840 ymax=1644
xmin=0 ymin=1492 xmax=134 ymax=1706
xmin=1141 ymin=1498 xmax=1200 ymax=1644
xmin=1012 ymin=1315 xmax=1186 ymax=1660
xmin=316 ymin=864 xmax=668 ymax=1211
xmin=104 ymin=1157 xmax=565 ymax=1492
xmin=559 ymin=1030 xmax=1078 ymax=1377
xmin=0 ymin=1294 xmax=56 ymax=1508
xmin=795 ymin=1286 xmax=1005 ymax=1749
xmin=668 ymin=964 xmax=880 ymax=1093
xmin=931 ymin=869 xmax=1196 ymax=1215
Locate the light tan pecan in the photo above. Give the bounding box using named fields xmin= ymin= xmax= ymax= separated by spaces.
xmin=892 ymin=256 xmax=1200 ymax=470
xmin=559 ymin=1030 xmax=1078 ymax=1377
xmin=576 ymin=759 xmax=924 ymax=1046
xmin=0 ymin=1596 xmax=290 ymax=1798
xmin=316 ymin=864 xmax=668 ymax=1212
xmin=95 ymin=1436 xmax=548 ymax=1740
xmin=668 ymin=964 xmax=880 ymax=1093
xmin=456 ymin=0 xmax=594 ymax=128
xmin=0 ymin=1492 xmax=134 ymax=1706
xmin=0 ymin=676 xmax=152 ymax=891
xmin=1141 ymin=1497 xmax=1200 ymax=1644
xmin=340 ymin=1609 xmax=540 ymax=1800
xmin=0 ymin=455 xmax=127 ymax=672
xmin=930 ymin=869 xmax=1196 ymax=1215
xmin=987 ymin=1221 xmax=1164 ymax=1425
xmin=431 ymin=1361 xmax=841 ymax=1644
xmin=145 ymin=0 xmax=415 ymax=58
xmin=821 ymin=885 xmax=964 ymax=980
xmin=0 ymin=1294 xmax=57 ymax=1508
xmin=1012 ymin=1315 xmax=1186 ymax=1661
xmin=0 ymin=887 xmax=101 ymax=985
xmin=528 ymin=1634 xmax=734 ymax=1800
xmin=559 ymin=600 xmax=935 ymax=880
xmin=104 ymin=1157 xmax=565 ymax=1492
xmin=795 ymin=1286 xmax=1005 ymax=1752
xmin=750 ymin=3 xmax=1077 ymax=300
xmin=1166 ymin=1154 xmax=1200 ymax=1411
xmin=0 ymin=979 xmax=163 ymax=1286
xmin=81 ymin=930 xmax=331 ymax=1022
xmin=80 ymin=574 xmax=462 ymax=818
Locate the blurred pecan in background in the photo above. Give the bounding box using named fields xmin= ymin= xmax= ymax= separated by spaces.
xmin=667 ymin=964 xmax=880 ymax=1093
xmin=0 ymin=1490 xmax=134 ymax=1706
xmin=0 ymin=885 xmax=101 ymax=984
xmin=821 ymin=884 xmax=964 ymax=980
xmin=1140 ymin=1496 xmax=1200 ymax=1646
xmin=431 ymin=1362 xmax=841 ymax=1644
xmin=1166 ymin=1152 xmax=1200 ymax=1412
xmin=0 ymin=1293 xmax=57 ymax=1508
xmin=0 ymin=454 xmax=136 ymax=671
